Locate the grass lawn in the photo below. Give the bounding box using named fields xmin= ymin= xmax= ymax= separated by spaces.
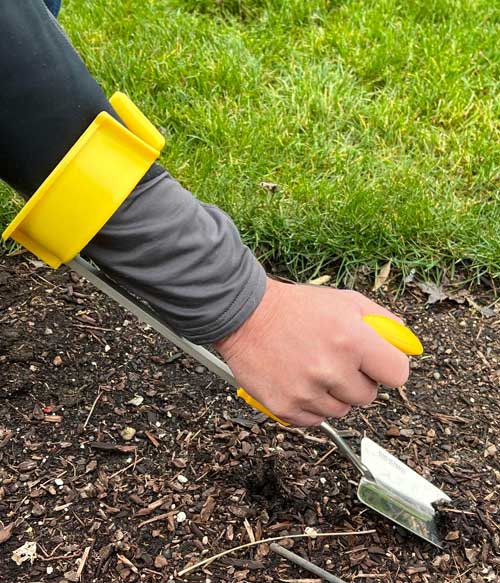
xmin=1 ymin=0 xmax=499 ymax=282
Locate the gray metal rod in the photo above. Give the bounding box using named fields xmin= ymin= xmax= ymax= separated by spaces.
xmin=67 ymin=256 xmax=237 ymax=387
xmin=270 ymin=543 xmax=347 ymax=583
xmin=319 ymin=421 xmax=373 ymax=480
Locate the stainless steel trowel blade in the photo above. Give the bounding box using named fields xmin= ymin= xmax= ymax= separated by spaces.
xmin=357 ymin=437 xmax=451 ymax=547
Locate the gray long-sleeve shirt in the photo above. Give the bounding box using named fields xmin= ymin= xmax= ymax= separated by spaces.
xmin=0 ymin=1 xmax=266 ymax=344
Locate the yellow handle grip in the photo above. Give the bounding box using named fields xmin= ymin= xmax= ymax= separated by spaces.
xmin=236 ymin=388 xmax=290 ymax=426
xmin=236 ymin=314 xmax=423 ymax=425
xmin=362 ymin=314 xmax=423 ymax=356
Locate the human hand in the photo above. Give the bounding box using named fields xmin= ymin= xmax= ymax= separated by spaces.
xmin=214 ymin=277 xmax=410 ymax=427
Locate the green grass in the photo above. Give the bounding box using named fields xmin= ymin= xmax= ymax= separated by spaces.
xmin=2 ymin=0 xmax=499 ymax=282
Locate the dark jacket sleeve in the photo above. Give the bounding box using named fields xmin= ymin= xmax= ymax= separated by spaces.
xmin=0 ymin=1 xmax=266 ymax=344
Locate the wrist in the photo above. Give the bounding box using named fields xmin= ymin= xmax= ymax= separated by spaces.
xmin=214 ymin=277 xmax=285 ymax=360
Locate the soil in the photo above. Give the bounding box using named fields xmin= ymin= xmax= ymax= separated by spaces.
xmin=0 ymin=252 xmax=498 ymax=583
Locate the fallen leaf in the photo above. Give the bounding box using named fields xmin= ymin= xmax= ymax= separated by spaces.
xmin=126 ymin=395 xmax=144 ymax=407
xmin=445 ymin=530 xmax=460 ymax=541
xmin=11 ymin=541 xmax=37 ymax=565
xmin=416 ymin=281 xmax=447 ymax=304
xmin=259 ymin=181 xmax=279 ymax=193
xmin=0 ymin=522 xmax=15 ymax=544
xmin=465 ymin=296 xmax=495 ymax=318
xmin=200 ymin=496 xmax=216 ymax=522
xmin=484 ymin=444 xmax=497 ymax=458
xmin=308 ymin=275 xmax=331 ymax=286
xmin=373 ymin=261 xmax=392 ymax=291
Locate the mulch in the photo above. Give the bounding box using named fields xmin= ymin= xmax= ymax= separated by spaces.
xmin=0 ymin=252 xmax=498 ymax=583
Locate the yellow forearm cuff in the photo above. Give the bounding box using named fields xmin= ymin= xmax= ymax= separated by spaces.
xmin=2 ymin=92 xmax=165 ymax=268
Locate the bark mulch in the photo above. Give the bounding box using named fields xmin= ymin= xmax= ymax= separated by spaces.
xmin=0 ymin=253 xmax=498 ymax=583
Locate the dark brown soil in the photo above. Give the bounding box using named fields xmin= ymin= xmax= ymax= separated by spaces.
xmin=0 ymin=252 xmax=498 ymax=583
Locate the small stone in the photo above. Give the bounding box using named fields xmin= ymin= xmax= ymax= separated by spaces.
xmin=386 ymin=426 xmax=400 ymax=438
xmin=54 ymin=478 xmax=64 ymax=486
xmin=120 ymin=427 xmax=136 ymax=441
xmin=176 ymin=511 xmax=187 ymax=523
xmin=44 ymin=327 xmax=53 ymax=335
xmin=194 ymin=366 xmax=205 ymax=374
xmin=177 ymin=475 xmax=188 ymax=484
xmin=426 ymin=428 xmax=436 ymax=438
xmin=53 ymin=355 xmax=63 ymax=366
xmin=154 ymin=554 xmax=168 ymax=569
xmin=400 ymin=428 xmax=415 ymax=437
xmin=433 ymin=372 xmax=441 ymax=380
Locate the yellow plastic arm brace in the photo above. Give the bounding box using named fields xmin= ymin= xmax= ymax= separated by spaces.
xmin=2 ymin=92 xmax=165 ymax=268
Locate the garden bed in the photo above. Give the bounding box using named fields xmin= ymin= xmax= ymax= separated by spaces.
xmin=0 ymin=253 xmax=498 ymax=582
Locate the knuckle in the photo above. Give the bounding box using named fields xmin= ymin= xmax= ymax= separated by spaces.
xmin=332 ymin=402 xmax=351 ymax=418
xmin=334 ymin=332 xmax=357 ymax=354
xmin=390 ymin=359 xmax=410 ymax=388
xmin=357 ymin=384 xmax=378 ymax=406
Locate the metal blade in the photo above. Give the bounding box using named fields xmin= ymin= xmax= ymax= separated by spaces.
xmin=359 ymin=437 xmax=450 ymax=547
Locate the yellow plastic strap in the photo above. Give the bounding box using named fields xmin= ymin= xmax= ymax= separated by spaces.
xmin=2 ymin=92 xmax=165 ymax=268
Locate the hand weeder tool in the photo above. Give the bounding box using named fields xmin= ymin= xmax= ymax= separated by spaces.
xmin=69 ymin=255 xmax=451 ymax=547
xmin=1 ymin=91 xmax=450 ymax=548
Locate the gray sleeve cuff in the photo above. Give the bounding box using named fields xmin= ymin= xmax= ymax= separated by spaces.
xmin=84 ymin=171 xmax=267 ymax=344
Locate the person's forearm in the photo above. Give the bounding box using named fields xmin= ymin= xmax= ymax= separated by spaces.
xmin=0 ymin=1 xmax=266 ymax=343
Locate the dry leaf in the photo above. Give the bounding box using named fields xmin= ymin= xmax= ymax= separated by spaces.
xmin=243 ymin=518 xmax=255 ymax=543
xmin=126 ymin=395 xmax=144 ymax=407
xmin=445 ymin=530 xmax=460 ymax=541
xmin=11 ymin=541 xmax=37 ymax=565
xmin=200 ymin=496 xmax=216 ymax=522
xmin=259 ymin=181 xmax=279 ymax=193
xmin=416 ymin=281 xmax=447 ymax=304
xmin=0 ymin=522 xmax=15 ymax=544
xmin=373 ymin=261 xmax=391 ymax=291
xmin=308 ymin=275 xmax=331 ymax=286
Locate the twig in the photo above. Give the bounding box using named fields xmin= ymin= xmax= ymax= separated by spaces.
xmin=76 ymin=545 xmax=91 ymax=579
xmin=314 ymin=447 xmax=337 ymax=466
xmin=178 ymin=529 xmax=375 ymax=577
xmin=109 ymin=457 xmax=144 ymax=480
xmin=270 ymin=543 xmax=347 ymax=583
xmin=137 ymin=512 xmax=171 ymax=529
xmin=280 ymin=426 xmax=328 ymax=444
xmin=83 ymin=390 xmax=102 ymax=429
